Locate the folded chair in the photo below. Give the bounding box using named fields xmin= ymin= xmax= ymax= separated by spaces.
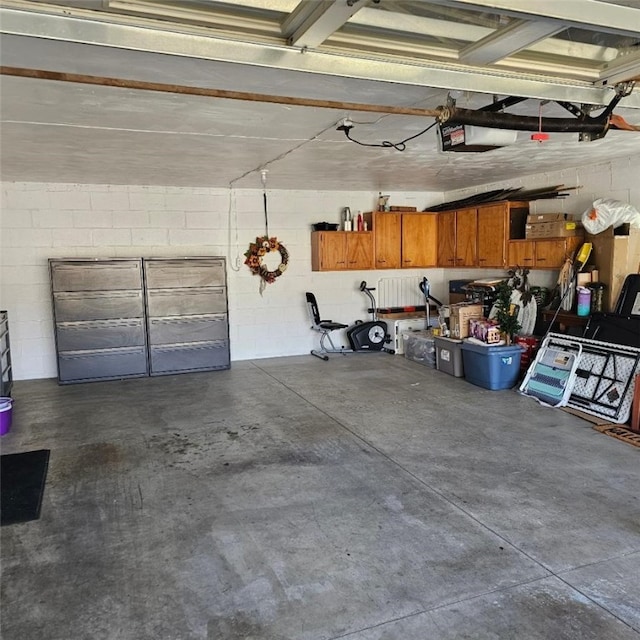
xmin=305 ymin=292 xmax=349 ymax=360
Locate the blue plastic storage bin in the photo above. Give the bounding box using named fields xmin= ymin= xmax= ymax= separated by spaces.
xmin=461 ymin=341 xmax=523 ymax=390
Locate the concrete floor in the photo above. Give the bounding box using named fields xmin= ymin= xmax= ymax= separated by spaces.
xmin=1 ymin=354 xmax=639 ymax=640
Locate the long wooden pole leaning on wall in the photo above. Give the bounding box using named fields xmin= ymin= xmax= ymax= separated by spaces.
xmin=0 ymin=66 xmax=442 ymax=118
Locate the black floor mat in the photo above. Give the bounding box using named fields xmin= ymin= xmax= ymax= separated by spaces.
xmin=1 ymin=449 xmax=50 ymax=526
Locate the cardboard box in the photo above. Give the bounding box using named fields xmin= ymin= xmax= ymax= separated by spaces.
xmin=586 ymin=225 xmax=640 ymax=311
xmin=526 ymin=213 xmax=569 ymax=224
xmin=449 ymin=303 xmax=483 ymax=339
xmin=525 ymin=220 xmax=583 ymax=238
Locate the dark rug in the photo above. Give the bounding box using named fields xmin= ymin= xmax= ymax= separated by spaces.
xmin=1 ymin=449 xmax=50 ymax=526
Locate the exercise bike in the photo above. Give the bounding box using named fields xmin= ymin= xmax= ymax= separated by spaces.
xmin=347 ymin=281 xmax=392 ymax=352
xmin=306 ymin=281 xmax=393 ymax=360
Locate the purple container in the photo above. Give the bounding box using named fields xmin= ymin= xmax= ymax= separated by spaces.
xmin=0 ymin=397 xmax=13 ymax=436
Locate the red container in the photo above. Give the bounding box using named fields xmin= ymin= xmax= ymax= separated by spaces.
xmin=515 ymin=336 xmax=540 ymax=374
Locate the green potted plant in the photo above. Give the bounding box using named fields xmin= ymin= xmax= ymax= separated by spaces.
xmin=493 ymin=280 xmax=522 ymax=345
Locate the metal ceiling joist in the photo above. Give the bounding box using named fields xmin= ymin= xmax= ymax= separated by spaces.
xmin=430 ymin=0 xmax=640 ymax=39
xmin=598 ymin=50 xmax=640 ymax=87
xmin=2 ymin=6 xmax=639 ymax=109
xmin=348 ymin=8 xmax=618 ymax=64
xmin=107 ymin=0 xmax=282 ymax=33
xmin=458 ymin=19 xmax=566 ymax=65
xmin=283 ymin=0 xmax=367 ymax=49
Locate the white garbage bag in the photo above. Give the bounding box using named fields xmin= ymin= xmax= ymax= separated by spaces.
xmin=582 ymin=198 xmax=640 ymax=234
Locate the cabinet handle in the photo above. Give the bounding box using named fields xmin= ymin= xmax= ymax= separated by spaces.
xmin=478 ymin=258 xmax=486 ymax=262
xmin=378 ymin=259 xmax=386 ymax=263
xmin=523 ymin=258 xmax=532 ymax=262
xmin=537 ymin=258 xmax=546 ymax=262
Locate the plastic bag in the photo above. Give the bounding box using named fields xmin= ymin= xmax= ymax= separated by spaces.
xmin=582 ymin=198 xmax=640 ymax=234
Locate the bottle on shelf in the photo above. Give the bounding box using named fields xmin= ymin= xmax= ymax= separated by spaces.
xmin=343 ymin=207 xmax=352 ymax=231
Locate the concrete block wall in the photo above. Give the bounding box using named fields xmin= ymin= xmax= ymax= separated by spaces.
xmin=443 ymin=153 xmax=640 ymax=219
xmin=1 ymin=183 xmax=452 ymax=380
xmin=3 ymin=152 xmax=637 ymax=381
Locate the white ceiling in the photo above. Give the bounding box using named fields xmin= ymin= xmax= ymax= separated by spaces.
xmin=1 ymin=0 xmax=639 ymax=191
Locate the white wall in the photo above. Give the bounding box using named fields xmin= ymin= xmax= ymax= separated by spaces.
xmin=442 ymin=153 xmax=640 ymax=218
xmin=1 ymin=183 xmax=453 ymax=380
xmin=3 ymin=153 xmax=637 ymax=381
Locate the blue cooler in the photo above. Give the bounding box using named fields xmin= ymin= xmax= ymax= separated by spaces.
xmin=461 ymin=341 xmax=523 ymax=390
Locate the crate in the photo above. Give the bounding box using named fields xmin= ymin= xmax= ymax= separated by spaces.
xmin=403 ymin=330 xmax=436 ymax=368
xmin=434 ymin=336 xmax=464 ymax=377
xmin=461 ymin=341 xmax=523 ymax=390
xmin=389 ymin=317 xmax=427 ymax=354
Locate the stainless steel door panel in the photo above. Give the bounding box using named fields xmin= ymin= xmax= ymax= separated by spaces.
xmin=53 ymin=290 xmax=144 ymax=321
xmin=148 ymin=314 xmax=228 ymax=345
xmin=56 ymin=319 xmax=146 ymax=351
xmin=149 ymin=340 xmax=230 ymax=374
xmin=144 ymin=258 xmax=225 ymax=288
xmin=58 ymin=346 xmax=148 ymax=383
xmin=50 ymin=260 xmax=142 ymax=291
xmin=146 ymin=287 xmax=227 ymax=317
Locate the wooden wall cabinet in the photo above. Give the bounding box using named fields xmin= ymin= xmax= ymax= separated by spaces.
xmin=477 ymin=204 xmax=507 ymax=267
xmin=312 ymin=202 xmax=579 ymax=272
xmin=507 ymin=236 xmax=583 ymax=269
xmin=401 ymin=213 xmax=438 ymax=268
xmin=368 ymin=212 xmax=402 ymax=269
xmin=311 ymin=231 xmax=374 ymax=271
xmin=436 ymin=208 xmax=477 ymax=267
xmin=437 ymin=201 xmax=531 ymax=269
xmin=455 ymin=208 xmax=478 ymax=267
xmin=363 ymin=212 xmax=437 ymax=269
xmin=437 ymin=210 xmax=456 ymax=267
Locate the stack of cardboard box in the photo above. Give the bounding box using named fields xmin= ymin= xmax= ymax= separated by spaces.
xmin=525 ymin=212 xmax=583 ymax=239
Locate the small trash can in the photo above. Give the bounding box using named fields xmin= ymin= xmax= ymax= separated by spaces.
xmin=0 ymin=397 xmax=13 ymax=436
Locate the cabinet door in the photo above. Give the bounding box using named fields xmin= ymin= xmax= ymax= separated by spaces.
xmin=437 ymin=211 xmax=456 ymax=267
xmin=508 ymin=241 xmax=535 ymax=268
xmin=374 ymin=213 xmax=402 ymax=269
xmin=477 ymin=205 xmax=506 ymax=268
xmin=402 ymin=214 xmax=437 ymax=267
xmin=312 ymin=232 xmax=346 ymax=270
xmin=455 ymin=208 xmax=478 ymax=267
xmin=535 ymin=239 xmax=570 ymax=268
xmin=346 ymin=233 xmax=374 ymax=269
